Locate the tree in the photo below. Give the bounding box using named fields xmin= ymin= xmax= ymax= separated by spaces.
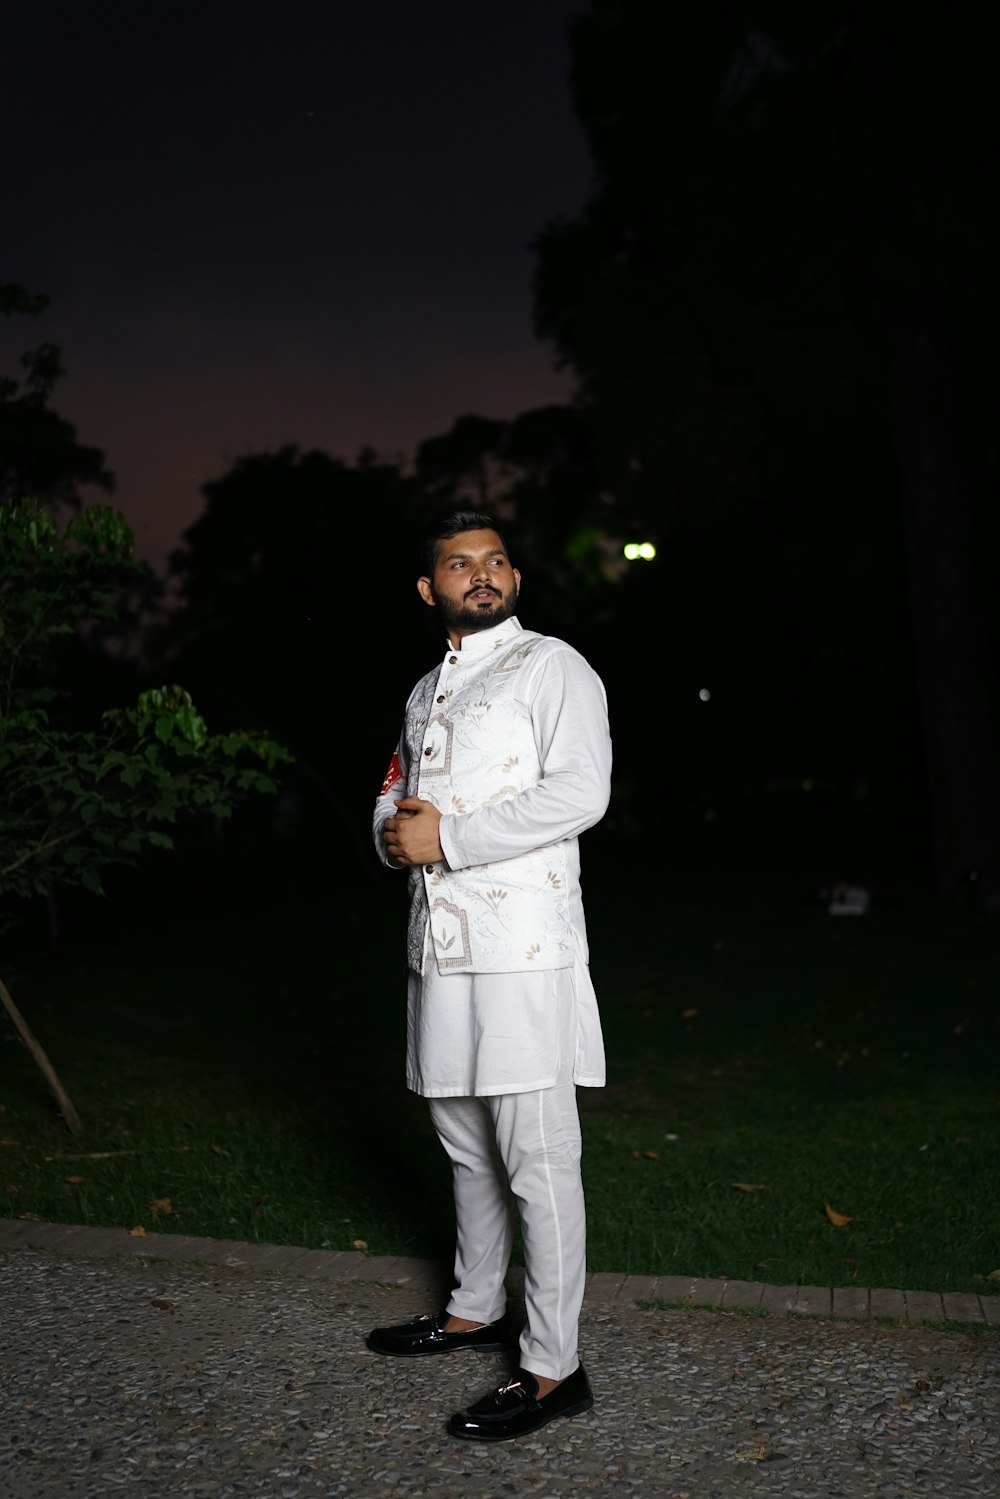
xmin=532 ymin=0 xmax=1000 ymax=894
xmin=1 ymin=500 xmax=292 ymax=1132
xmin=160 ymin=445 xmax=421 ymax=868
xmin=0 ymin=283 xmax=114 ymax=509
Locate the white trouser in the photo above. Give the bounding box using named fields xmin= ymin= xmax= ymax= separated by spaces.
xmin=428 ymin=1082 xmax=586 ymax=1383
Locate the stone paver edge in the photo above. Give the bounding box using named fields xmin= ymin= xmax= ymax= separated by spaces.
xmin=1 ymin=1217 xmax=996 ymax=1330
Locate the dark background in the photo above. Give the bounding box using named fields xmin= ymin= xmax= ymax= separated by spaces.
xmin=2 ymin=0 xmax=591 ymax=573
xmin=5 ymin=0 xmax=1000 ymax=914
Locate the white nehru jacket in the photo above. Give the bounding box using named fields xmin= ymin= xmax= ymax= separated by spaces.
xmin=374 ymin=616 xmax=612 ymax=1098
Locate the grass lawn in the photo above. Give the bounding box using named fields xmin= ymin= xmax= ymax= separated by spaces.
xmin=2 ymin=816 xmax=998 ymax=1298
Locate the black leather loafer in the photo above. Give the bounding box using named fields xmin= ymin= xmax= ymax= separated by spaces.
xmin=447 ymin=1364 xmax=594 ymax=1441
xmin=365 ymin=1309 xmax=516 ymax=1357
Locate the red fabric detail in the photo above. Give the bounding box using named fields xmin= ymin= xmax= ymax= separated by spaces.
xmin=380 ymin=750 xmax=404 ymax=796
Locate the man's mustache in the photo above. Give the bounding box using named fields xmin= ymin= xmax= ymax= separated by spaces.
xmin=465 ymin=585 xmax=501 ymax=600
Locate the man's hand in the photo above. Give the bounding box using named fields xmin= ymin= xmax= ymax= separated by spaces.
xmin=384 ymin=797 xmax=445 ymax=867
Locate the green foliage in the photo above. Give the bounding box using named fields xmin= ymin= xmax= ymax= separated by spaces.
xmin=0 ymin=499 xmax=292 ymax=904
xmin=1 ymin=500 xmax=140 ymax=698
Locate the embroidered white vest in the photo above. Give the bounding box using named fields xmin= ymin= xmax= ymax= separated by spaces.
xmin=404 ymin=627 xmax=574 ymax=975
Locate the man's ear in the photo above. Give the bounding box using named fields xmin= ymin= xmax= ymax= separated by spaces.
xmin=416 ymin=576 xmax=436 ymax=608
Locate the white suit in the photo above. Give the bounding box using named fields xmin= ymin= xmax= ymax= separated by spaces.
xmin=373 ymin=615 xmax=612 ymax=1379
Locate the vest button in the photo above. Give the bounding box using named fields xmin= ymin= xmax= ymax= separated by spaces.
xmin=424 ymin=864 xmax=435 ymax=874
xmin=423 ymin=746 xmax=433 ymax=756
xmin=448 ymin=655 xmax=458 ymax=664
xmin=436 ymin=695 xmax=445 ymax=704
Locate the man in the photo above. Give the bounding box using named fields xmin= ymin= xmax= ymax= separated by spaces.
xmin=367 ymin=509 xmax=612 ymax=1442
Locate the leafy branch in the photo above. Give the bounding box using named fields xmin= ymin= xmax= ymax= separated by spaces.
xmin=0 ymin=499 xmax=292 ymax=1133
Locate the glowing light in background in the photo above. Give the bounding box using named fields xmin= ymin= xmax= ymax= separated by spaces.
xmin=699 ymin=688 xmax=711 ymax=701
xmin=623 ymin=541 xmax=657 ymax=560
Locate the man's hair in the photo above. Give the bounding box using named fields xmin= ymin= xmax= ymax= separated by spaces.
xmin=419 ymin=509 xmax=510 ymax=577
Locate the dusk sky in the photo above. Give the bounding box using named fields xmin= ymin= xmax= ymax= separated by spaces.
xmin=5 ymin=0 xmax=593 ymax=573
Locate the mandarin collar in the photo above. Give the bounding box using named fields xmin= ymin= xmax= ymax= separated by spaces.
xmin=442 ymin=615 xmax=523 ymax=664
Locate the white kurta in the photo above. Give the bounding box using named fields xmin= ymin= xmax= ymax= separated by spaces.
xmin=374 ymin=617 xmax=612 ymax=1099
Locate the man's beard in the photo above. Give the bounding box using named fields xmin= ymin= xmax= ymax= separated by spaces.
xmin=433 ymin=581 xmax=519 ymax=634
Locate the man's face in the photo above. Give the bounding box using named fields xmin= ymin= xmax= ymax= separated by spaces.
xmin=417 ymin=528 xmax=521 ymax=640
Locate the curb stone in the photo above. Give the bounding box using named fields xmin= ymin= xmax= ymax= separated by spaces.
xmin=1 ymin=1217 xmax=995 ymax=1329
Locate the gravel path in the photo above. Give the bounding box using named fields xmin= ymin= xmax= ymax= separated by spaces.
xmin=2 ymin=1238 xmax=998 ymax=1498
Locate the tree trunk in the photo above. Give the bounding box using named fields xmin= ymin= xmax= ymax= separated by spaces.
xmin=0 ymin=974 xmax=84 ymax=1135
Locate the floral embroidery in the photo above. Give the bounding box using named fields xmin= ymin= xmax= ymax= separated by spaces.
xmin=483 ymin=888 xmax=508 ymax=917
xmin=401 ymin=630 xmax=582 ymax=975
xmin=495 ymin=641 xmax=538 ymax=673
xmin=484 ymin=785 xmax=518 ymax=807
xmin=380 ymin=750 xmax=404 ymax=796
xmin=430 ymin=898 xmax=473 ymax=970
